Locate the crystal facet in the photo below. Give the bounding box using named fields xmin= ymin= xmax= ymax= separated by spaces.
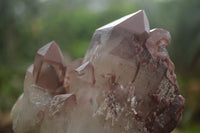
xmin=11 ymin=10 xmax=185 ymax=133
xmin=33 ymin=41 xmax=67 ymax=94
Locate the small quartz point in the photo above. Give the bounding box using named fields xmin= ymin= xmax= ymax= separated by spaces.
xmin=33 ymin=41 xmax=67 ymax=94
xmin=11 ymin=10 xmax=185 ymax=133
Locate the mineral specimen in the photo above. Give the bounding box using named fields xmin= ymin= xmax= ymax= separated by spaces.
xmin=11 ymin=10 xmax=185 ymax=133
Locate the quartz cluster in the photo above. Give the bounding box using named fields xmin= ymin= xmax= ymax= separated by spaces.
xmin=11 ymin=10 xmax=185 ymax=133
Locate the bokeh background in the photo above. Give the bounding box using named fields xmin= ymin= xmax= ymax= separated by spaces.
xmin=0 ymin=0 xmax=200 ymax=132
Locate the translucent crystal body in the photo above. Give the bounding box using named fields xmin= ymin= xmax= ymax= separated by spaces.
xmin=11 ymin=10 xmax=185 ymax=133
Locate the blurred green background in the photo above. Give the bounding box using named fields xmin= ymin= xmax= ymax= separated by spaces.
xmin=0 ymin=0 xmax=200 ymax=132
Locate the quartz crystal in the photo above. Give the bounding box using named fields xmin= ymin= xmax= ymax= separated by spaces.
xmin=11 ymin=10 xmax=185 ymax=133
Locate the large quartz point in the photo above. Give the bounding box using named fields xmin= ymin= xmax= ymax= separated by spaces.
xmin=11 ymin=10 xmax=185 ymax=133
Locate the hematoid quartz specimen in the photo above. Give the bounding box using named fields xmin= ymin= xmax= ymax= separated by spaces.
xmin=11 ymin=10 xmax=185 ymax=133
